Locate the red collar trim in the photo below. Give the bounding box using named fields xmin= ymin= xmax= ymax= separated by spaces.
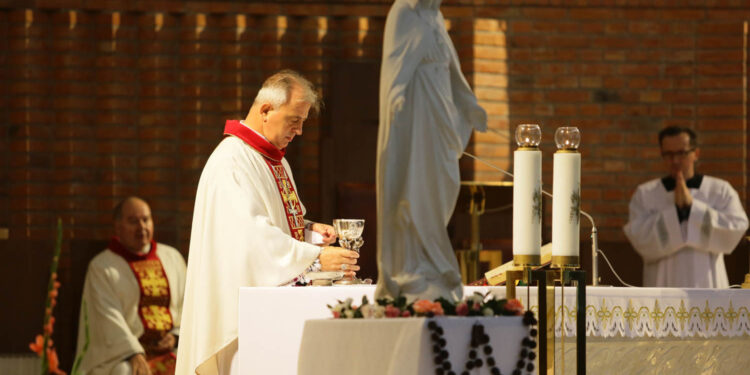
xmin=223 ymin=120 xmax=285 ymax=161
xmin=109 ymin=237 xmax=158 ymax=262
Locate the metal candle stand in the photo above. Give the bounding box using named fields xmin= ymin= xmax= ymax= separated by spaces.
xmin=506 ymin=268 xmax=586 ymax=375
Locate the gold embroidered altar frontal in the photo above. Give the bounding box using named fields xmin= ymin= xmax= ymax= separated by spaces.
xmin=511 ymin=287 xmax=750 ymax=374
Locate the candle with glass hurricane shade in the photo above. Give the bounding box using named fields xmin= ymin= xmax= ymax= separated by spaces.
xmin=552 ymin=127 xmax=581 ymax=269
xmin=513 ymin=124 xmax=542 ymax=267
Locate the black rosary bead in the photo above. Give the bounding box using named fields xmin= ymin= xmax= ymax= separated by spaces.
xmin=526 ymin=363 xmax=535 ymax=372
xmin=466 ymin=361 xmax=475 ymax=370
xmin=431 ymin=333 xmax=440 ymax=341
xmin=528 ymin=351 xmax=536 ymax=360
xmin=483 ymin=345 xmax=493 ymax=355
xmin=528 ymin=340 xmax=537 ymax=349
xmin=442 ymin=361 xmax=451 ymax=370
xmin=516 ymin=360 xmax=525 ymax=369
xmin=433 ymin=344 xmax=441 ymax=354
xmin=438 ymin=338 xmax=447 ymax=347
xmin=512 ymin=369 xmax=521 ymax=375
xmin=530 ymin=328 xmax=538 ymax=337
xmin=519 ymin=348 xmax=528 ymax=358
xmin=435 ymin=368 xmax=444 ymax=375
xmin=491 ymin=367 xmax=501 ymax=375
xmin=474 ymin=358 xmax=483 ymax=367
xmin=486 ymin=357 xmax=495 ymax=367
xmin=428 ymin=321 xmax=438 ymax=330
xmin=469 ymin=350 xmax=477 ymax=359
xmin=434 ymin=356 xmax=442 ymax=365
xmin=440 ymin=350 xmax=448 ymax=360
xmin=436 ymin=326 xmax=444 ymax=335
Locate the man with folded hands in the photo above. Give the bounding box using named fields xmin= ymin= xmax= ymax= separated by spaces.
xmin=624 ymin=126 xmax=748 ymax=288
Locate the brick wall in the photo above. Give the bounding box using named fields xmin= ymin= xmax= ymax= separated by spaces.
xmin=2 ymin=0 xmax=750 ymax=368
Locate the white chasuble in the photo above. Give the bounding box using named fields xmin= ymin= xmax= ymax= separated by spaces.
xmin=375 ymin=0 xmax=487 ymax=302
xmin=75 ymin=242 xmax=186 ymax=375
xmin=623 ymin=174 xmax=748 ymax=288
xmin=175 ymin=121 xmax=320 ymax=375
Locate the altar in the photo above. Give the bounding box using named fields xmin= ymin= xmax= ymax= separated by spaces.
xmin=238 ymin=286 xmax=750 ymax=374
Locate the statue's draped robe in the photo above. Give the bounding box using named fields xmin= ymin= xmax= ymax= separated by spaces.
xmin=376 ymin=0 xmax=487 ymax=301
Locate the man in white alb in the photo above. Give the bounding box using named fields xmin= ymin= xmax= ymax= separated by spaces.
xmin=624 ymin=126 xmax=748 ymax=288
xmin=75 ymin=196 xmax=186 ymax=375
xmin=176 ymin=70 xmax=360 ymax=375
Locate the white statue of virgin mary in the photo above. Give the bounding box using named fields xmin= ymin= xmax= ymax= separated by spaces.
xmin=375 ymin=0 xmax=487 ymax=301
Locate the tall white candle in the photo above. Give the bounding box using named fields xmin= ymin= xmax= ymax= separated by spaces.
xmin=513 ymin=124 xmax=542 ymax=266
xmin=552 ymin=127 xmax=581 ymax=268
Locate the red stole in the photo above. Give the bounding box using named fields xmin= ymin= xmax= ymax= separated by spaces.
xmin=108 ymin=237 xmax=175 ymax=371
xmin=224 ymin=120 xmax=306 ymax=241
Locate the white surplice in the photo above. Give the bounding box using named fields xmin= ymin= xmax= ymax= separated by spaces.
xmin=74 ymin=243 xmax=186 ymax=375
xmin=623 ymin=175 xmax=748 ymax=288
xmin=175 ymin=135 xmax=321 ymax=375
xmin=375 ymin=0 xmax=487 ymax=302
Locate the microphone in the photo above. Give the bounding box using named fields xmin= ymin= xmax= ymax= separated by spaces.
xmin=461 ymin=150 xmax=635 ymax=287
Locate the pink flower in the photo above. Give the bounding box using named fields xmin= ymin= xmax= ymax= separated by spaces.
xmin=385 ymin=305 xmax=401 ymax=318
xmin=332 ymin=311 xmax=340 ymax=319
xmin=401 ymin=310 xmax=411 ymax=317
xmin=455 ymin=302 xmax=469 ymax=316
xmin=472 ymin=302 xmax=481 ymax=311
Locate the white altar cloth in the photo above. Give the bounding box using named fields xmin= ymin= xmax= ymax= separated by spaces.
xmin=238 ymin=286 xmax=750 ymax=374
xmin=238 ymin=286 xmax=492 ymax=374
xmin=297 ymin=317 xmax=526 ymax=375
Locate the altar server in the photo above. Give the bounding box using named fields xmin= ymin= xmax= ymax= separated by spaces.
xmin=75 ymin=196 xmax=186 ymax=375
xmin=624 ymin=126 xmax=748 ymax=288
xmin=176 ymin=70 xmax=359 ymax=375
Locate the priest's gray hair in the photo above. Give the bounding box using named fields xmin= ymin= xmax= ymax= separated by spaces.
xmin=254 ymin=69 xmax=321 ymax=116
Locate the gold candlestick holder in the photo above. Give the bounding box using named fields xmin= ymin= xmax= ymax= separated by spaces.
xmin=506 ymin=268 xmax=586 ymax=375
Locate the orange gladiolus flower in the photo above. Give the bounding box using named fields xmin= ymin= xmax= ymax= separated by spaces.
xmin=29 ymin=334 xmax=44 ymax=356
xmin=47 ymin=348 xmax=66 ymax=375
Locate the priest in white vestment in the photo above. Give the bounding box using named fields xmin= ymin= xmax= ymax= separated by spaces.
xmin=176 ymin=70 xmax=360 ymax=375
xmin=375 ymin=0 xmax=487 ymax=301
xmin=624 ymin=126 xmax=748 ymax=288
xmin=75 ymin=197 xmax=186 ymax=375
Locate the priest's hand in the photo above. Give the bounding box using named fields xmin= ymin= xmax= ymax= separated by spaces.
xmin=319 ymin=246 xmax=360 ymax=278
xmin=310 ymin=222 xmax=337 ymax=245
xmin=129 ymin=353 xmax=151 ymax=375
xmin=674 ymin=171 xmax=693 ymax=208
